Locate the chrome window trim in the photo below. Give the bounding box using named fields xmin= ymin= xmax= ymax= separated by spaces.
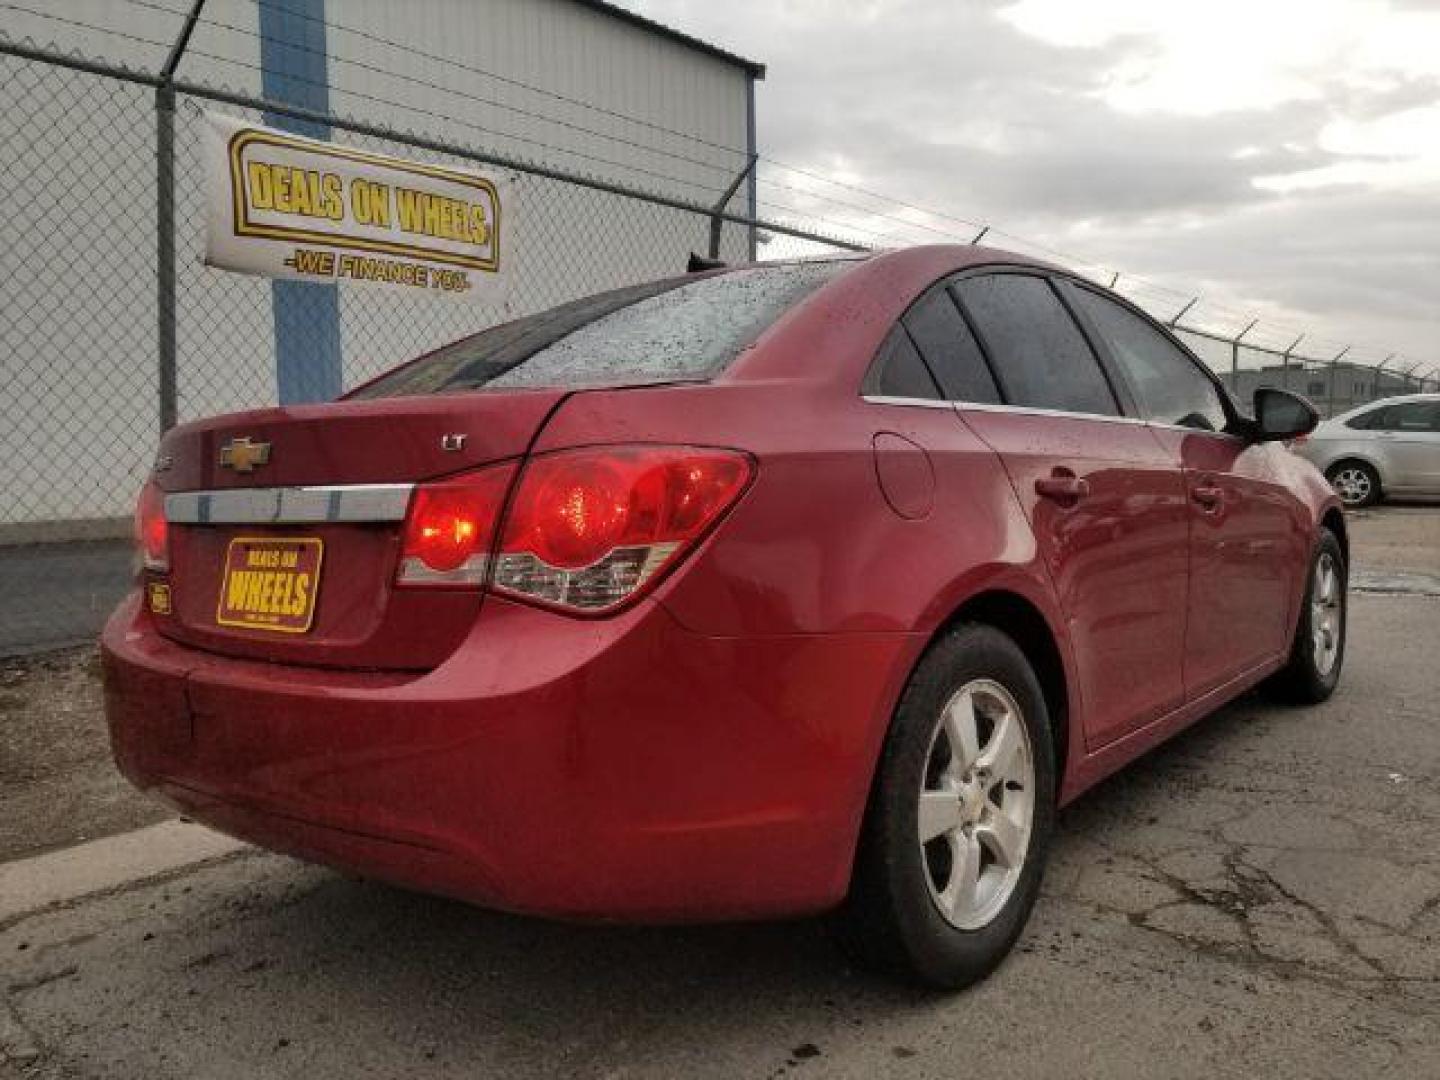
xmin=862 ymin=395 xmax=1149 ymax=427
xmin=952 ymin=401 xmax=1146 ymax=426
xmin=1144 ymin=420 xmax=1245 ymax=442
xmin=165 ymin=483 xmax=414 ymax=525
xmin=861 ymin=394 xmax=955 ymax=411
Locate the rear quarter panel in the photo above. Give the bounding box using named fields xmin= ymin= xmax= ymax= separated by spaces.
xmin=533 ymin=378 xmax=1076 ymax=819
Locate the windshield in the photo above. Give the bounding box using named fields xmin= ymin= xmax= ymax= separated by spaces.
xmin=351 ymin=261 xmax=849 ymax=399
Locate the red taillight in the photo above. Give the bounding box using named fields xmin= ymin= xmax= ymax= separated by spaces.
xmin=494 ymin=445 xmax=753 ymax=613
xmin=398 ymin=463 xmax=515 ymax=585
xmin=395 ymin=447 xmax=753 ymax=610
xmin=134 ymin=480 xmax=168 ymax=572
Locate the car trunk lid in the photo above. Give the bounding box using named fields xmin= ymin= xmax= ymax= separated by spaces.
xmin=149 ymin=390 xmax=564 ymax=669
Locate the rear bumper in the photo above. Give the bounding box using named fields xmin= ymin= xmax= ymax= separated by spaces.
xmin=102 ymin=592 xmax=916 ymax=921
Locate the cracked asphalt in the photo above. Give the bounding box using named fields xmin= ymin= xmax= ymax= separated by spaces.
xmin=3 ymin=508 xmax=1439 ymax=1079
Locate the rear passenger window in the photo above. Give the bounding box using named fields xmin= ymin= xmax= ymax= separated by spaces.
xmin=953 ymin=274 xmax=1119 ymax=416
xmin=863 ymin=325 xmax=942 ymax=399
xmin=1368 ymin=402 xmax=1440 ymax=431
xmin=902 ymin=289 xmax=1001 ymax=404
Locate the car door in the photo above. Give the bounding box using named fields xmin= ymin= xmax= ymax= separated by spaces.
xmin=948 ymin=271 xmax=1189 ymax=750
xmin=1062 ymin=282 xmax=1304 ymax=699
xmin=1372 ymin=401 xmax=1440 ymax=493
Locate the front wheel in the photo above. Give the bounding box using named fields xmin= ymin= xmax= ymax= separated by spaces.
xmin=1326 ymin=461 xmax=1380 ymax=508
xmin=1264 ymin=528 xmax=1347 ymax=703
xmin=835 ymin=624 xmax=1055 ymax=989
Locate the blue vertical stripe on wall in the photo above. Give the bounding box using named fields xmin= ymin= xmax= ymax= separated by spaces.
xmin=258 ymin=0 xmax=342 ymax=404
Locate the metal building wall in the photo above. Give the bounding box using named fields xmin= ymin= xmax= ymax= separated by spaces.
xmin=318 ymin=0 xmax=758 ymax=392
xmin=330 ymin=0 xmax=753 ymax=199
xmin=1 ymin=0 xmax=756 ymax=527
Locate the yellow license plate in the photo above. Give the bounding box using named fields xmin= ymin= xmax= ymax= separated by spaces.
xmin=216 ymin=537 xmax=323 ymax=633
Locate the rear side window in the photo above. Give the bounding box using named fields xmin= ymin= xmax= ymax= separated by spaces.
xmin=953 ymin=274 xmax=1119 ymax=416
xmin=1351 ymin=401 xmax=1440 ymax=431
xmin=1069 ymin=286 xmax=1228 ymax=432
xmin=352 ymin=261 xmax=846 ymax=398
xmin=863 ymin=326 xmax=943 ymax=399
xmin=902 ymin=289 xmax=1002 ymax=404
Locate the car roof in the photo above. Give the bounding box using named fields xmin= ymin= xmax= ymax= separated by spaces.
xmin=723 ymin=244 xmax=1061 ymax=385
xmin=1335 ymin=392 xmax=1440 ymax=418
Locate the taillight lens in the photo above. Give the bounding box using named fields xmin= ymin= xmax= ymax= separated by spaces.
xmin=134 ymin=480 xmax=169 ymax=572
xmin=493 ymin=445 xmax=753 ymax=613
xmin=398 ymin=463 xmax=516 ymax=585
xmin=395 ymin=447 xmax=753 ymax=611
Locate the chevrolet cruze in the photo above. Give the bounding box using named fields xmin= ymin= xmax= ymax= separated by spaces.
xmin=103 ymin=245 xmax=1347 ymax=988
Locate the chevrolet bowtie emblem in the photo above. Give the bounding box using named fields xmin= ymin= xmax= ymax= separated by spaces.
xmin=219 ymin=437 xmax=272 ymax=474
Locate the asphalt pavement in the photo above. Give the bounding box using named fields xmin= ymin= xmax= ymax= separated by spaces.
xmin=0 ymin=542 xmax=130 ymax=657
xmin=1 ymin=509 xmax=1438 ymax=1079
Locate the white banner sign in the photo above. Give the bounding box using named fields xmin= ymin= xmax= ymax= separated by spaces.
xmin=204 ymin=112 xmax=511 ymax=300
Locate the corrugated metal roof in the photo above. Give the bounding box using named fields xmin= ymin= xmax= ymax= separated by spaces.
xmin=567 ymin=0 xmax=766 ymax=78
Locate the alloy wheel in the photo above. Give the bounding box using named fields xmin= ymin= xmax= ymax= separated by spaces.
xmin=1311 ymin=552 xmax=1344 ymax=676
xmin=917 ymin=679 xmax=1035 ymax=930
xmin=1330 ymin=467 xmax=1372 ymax=507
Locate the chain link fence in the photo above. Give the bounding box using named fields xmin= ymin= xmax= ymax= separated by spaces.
xmin=0 ymin=15 xmax=1432 ymax=654
xmin=0 ymin=29 xmax=854 ymax=652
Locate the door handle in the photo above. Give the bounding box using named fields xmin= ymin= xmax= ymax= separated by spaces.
xmin=1192 ymin=484 xmax=1223 ymax=509
xmin=1035 ymin=472 xmax=1090 ymax=502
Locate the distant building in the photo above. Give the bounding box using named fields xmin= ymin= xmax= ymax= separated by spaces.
xmin=1222 ymin=361 xmax=1425 ymax=418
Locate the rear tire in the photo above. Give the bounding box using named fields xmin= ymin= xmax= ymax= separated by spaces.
xmin=1325 ymin=460 xmax=1380 ymax=508
xmin=1264 ymin=528 xmax=1346 ymax=704
xmin=834 ymin=624 xmax=1055 ymax=990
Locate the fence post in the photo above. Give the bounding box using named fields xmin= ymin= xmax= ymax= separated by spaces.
xmin=1374 ymin=353 xmax=1395 ymax=403
xmin=1280 ymin=334 xmax=1303 ymax=393
xmin=707 ymin=155 xmax=757 ymax=261
xmin=1230 ymin=318 xmax=1257 ymax=394
xmin=1327 ymin=345 xmax=1350 ymax=418
xmin=1168 ymin=296 xmax=1199 ymax=328
xmin=154 ymin=0 xmax=207 ymax=434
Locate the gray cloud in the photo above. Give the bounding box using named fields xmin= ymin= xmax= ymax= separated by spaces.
xmin=632 ymin=0 xmax=1439 ymax=364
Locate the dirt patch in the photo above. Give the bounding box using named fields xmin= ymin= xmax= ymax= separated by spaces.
xmin=0 ymin=646 xmax=167 ymax=862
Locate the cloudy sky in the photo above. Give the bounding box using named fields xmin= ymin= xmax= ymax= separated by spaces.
xmin=631 ymin=0 xmax=1439 ymax=370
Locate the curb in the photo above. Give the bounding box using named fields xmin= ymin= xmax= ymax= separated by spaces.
xmin=0 ymin=820 xmax=248 ymax=926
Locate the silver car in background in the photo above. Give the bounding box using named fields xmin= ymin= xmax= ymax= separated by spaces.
xmin=1293 ymin=393 xmax=1440 ymax=507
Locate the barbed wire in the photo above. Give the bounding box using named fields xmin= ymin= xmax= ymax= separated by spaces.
xmin=121 ymin=0 xmax=1016 ymax=251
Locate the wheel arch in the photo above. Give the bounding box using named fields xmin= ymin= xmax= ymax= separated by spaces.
xmin=930 ymin=589 xmax=1072 ymax=795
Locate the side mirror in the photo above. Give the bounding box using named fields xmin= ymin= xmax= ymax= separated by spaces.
xmin=1250 ymin=387 xmax=1319 ymax=442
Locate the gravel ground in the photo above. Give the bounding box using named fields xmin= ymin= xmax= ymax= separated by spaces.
xmin=0 ymin=650 xmax=166 ymax=862
xmin=0 ymin=506 xmax=1436 ymax=1079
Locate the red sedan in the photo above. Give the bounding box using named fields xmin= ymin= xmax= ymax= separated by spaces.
xmin=103 ymin=245 xmax=1346 ymax=988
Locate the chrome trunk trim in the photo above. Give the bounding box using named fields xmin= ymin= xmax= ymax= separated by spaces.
xmin=165 ymin=484 xmax=413 ymax=525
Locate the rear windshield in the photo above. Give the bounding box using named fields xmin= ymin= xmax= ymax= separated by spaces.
xmin=350 ymin=261 xmax=849 ymax=398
